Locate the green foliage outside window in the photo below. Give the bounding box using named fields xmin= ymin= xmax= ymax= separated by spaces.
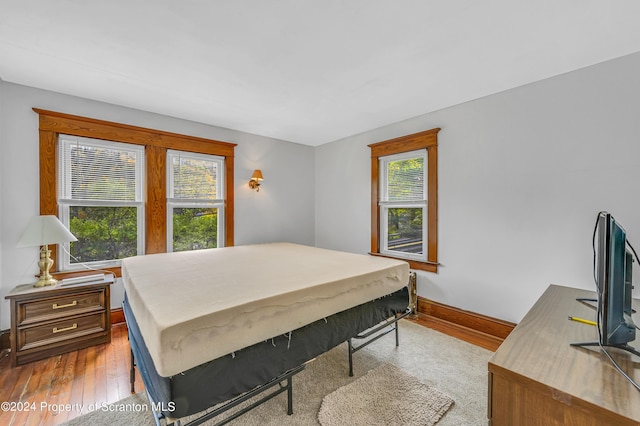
xmin=69 ymin=206 xmax=218 ymax=262
xmin=172 ymin=208 xmax=218 ymax=252
xmin=69 ymin=206 xmax=138 ymax=263
xmin=387 ymin=208 xmax=423 ymax=254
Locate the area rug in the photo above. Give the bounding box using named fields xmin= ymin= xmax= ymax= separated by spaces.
xmin=61 ymin=321 xmax=489 ymax=425
xmin=317 ymin=363 xmax=453 ymax=426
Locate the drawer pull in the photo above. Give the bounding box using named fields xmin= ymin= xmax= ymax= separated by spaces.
xmin=53 ymin=323 xmax=78 ymax=334
xmin=53 ymin=300 xmax=77 ymax=310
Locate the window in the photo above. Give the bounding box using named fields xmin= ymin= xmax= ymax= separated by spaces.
xmin=58 ymin=136 xmax=145 ymax=269
xmin=36 ymin=108 xmax=236 ymax=277
xmin=379 ymin=150 xmax=427 ymax=262
xmin=167 ymin=150 xmax=224 ymax=252
xmin=369 ymin=128 xmax=440 ymax=272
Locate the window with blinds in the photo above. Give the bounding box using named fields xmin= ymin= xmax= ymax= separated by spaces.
xmin=58 ymin=136 xmax=145 ymax=268
xmin=379 ymin=149 xmax=427 ymax=261
xmin=166 ymin=150 xmax=225 ymax=252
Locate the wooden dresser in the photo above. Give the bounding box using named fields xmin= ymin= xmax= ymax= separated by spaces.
xmin=5 ymin=277 xmax=113 ymax=366
xmin=488 ymin=284 xmax=640 ymax=425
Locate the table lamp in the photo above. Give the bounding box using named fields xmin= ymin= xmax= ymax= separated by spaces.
xmin=18 ymin=215 xmax=78 ymax=287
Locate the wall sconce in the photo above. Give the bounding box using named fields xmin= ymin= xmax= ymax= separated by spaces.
xmin=249 ymin=169 xmax=263 ymax=191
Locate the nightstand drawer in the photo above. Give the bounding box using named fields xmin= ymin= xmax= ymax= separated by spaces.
xmin=17 ymin=312 xmax=107 ymax=352
xmin=18 ymin=290 xmax=106 ymax=326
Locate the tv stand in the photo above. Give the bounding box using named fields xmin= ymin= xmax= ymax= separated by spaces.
xmin=575 ymin=297 xmax=597 ymax=303
xmin=570 ymin=293 xmax=640 ymax=357
xmin=488 ymin=284 xmax=640 ymax=425
xmin=570 ymin=340 xmax=640 ymax=358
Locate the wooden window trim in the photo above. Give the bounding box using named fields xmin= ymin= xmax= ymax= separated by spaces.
xmin=368 ymin=128 xmax=440 ymax=272
xmin=34 ymin=108 xmax=237 ymax=278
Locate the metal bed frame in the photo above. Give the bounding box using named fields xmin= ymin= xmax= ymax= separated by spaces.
xmin=347 ymin=307 xmax=412 ymax=377
xmin=348 ymin=271 xmax=418 ymax=377
xmin=147 ymin=364 xmax=306 ymax=426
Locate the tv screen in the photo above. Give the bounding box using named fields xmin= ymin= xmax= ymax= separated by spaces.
xmin=595 ymin=212 xmax=636 ymax=347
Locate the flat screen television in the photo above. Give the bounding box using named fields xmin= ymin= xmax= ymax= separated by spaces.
xmin=572 ymin=212 xmax=639 ymax=357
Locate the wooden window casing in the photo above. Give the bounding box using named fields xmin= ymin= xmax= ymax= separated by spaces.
xmin=368 ymin=128 xmax=440 ymax=272
xmin=35 ymin=108 xmax=236 ymax=277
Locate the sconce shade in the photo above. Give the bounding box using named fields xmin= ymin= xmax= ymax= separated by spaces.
xmin=18 ymin=215 xmax=77 ymax=247
xmin=251 ymin=169 xmax=264 ymax=181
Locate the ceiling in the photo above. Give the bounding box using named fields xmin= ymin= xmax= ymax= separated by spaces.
xmin=2 ymin=1 xmax=640 ymax=146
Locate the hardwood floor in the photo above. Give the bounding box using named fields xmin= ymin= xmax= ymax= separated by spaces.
xmin=0 ymin=316 xmax=497 ymax=426
xmin=0 ymin=324 xmax=143 ymax=426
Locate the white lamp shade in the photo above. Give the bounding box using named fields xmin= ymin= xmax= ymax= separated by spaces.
xmin=17 ymin=215 xmax=78 ymax=247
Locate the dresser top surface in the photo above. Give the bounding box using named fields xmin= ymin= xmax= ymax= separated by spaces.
xmin=489 ymin=284 xmax=640 ymax=420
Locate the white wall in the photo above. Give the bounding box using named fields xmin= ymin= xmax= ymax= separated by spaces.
xmin=0 ymin=82 xmax=315 ymax=330
xmin=316 ymin=52 xmax=640 ymax=323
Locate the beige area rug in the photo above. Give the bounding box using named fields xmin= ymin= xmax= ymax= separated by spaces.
xmin=317 ymin=363 xmax=453 ymax=426
xmin=62 ymin=320 xmax=491 ymax=425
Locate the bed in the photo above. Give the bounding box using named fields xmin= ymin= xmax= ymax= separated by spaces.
xmin=122 ymin=242 xmax=411 ymax=425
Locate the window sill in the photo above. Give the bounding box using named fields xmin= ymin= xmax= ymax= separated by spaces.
xmin=368 ymin=252 xmax=438 ymax=273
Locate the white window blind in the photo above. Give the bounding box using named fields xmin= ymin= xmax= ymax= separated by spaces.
xmin=385 ymin=156 xmax=425 ymax=202
xmin=59 ymin=136 xmax=144 ymax=203
xmin=380 ymin=150 xmax=427 ymax=204
xmin=168 ymin=150 xmax=222 ymax=201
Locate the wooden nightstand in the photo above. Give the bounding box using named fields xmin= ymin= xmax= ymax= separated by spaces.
xmin=5 ymin=276 xmax=113 ymax=367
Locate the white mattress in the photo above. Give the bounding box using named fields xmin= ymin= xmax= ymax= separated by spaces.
xmin=121 ymin=242 xmax=409 ymax=376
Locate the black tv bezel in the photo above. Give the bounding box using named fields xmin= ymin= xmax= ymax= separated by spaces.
xmin=596 ymin=212 xmax=636 ymax=347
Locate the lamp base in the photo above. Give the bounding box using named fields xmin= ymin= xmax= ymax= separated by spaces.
xmin=34 ymin=276 xmax=58 ymax=287
xmin=34 ymin=245 xmax=57 ymax=287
